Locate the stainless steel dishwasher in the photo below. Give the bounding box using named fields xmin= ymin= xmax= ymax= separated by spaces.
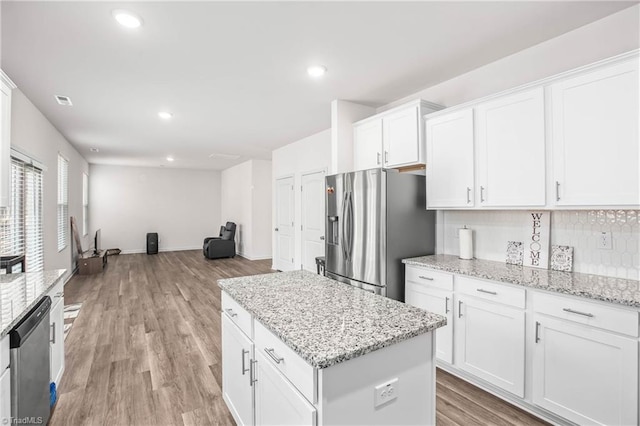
xmin=10 ymin=296 xmax=51 ymax=425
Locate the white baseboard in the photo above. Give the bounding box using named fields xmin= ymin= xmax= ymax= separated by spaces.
xmin=238 ymin=253 xmax=272 ymax=261
xmin=119 ymin=246 xmax=202 ymax=255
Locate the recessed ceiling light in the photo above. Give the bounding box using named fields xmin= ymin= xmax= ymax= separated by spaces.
xmin=112 ymin=10 xmax=143 ymax=29
xmin=90 ymin=147 xmax=99 ymax=153
xmin=158 ymin=111 xmax=173 ymax=120
xmin=166 ymin=156 xmax=174 ymax=162
xmin=55 ymin=95 xmax=72 ymax=106
xmin=307 ymin=65 xmax=327 ymax=78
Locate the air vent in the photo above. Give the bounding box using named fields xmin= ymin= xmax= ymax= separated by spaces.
xmin=209 ymin=153 xmax=240 ymax=160
xmin=90 ymin=148 xmax=99 ymax=153
xmin=55 ymin=95 xmax=73 ymax=106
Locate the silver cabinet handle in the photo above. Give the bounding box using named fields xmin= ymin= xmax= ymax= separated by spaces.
xmin=377 ymin=152 xmax=381 ymax=165
xmin=274 ymin=228 xmax=279 ymax=232
xmin=476 ymin=288 xmax=497 ymax=295
xmin=562 ymin=308 xmax=594 ymax=318
xmin=264 ymin=348 xmax=284 ymax=364
xmin=555 ymin=181 xmax=560 ymax=202
xmin=225 ymin=308 xmax=237 ymax=318
xmin=384 ymin=151 xmax=389 ymax=164
xmin=250 ymin=359 xmax=258 ymax=386
xmin=50 ymin=323 xmax=56 ymax=344
xmin=480 ymin=186 xmax=485 ymax=203
xmin=445 ymin=297 xmax=450 ymax=314
xmin=535 ymin=321 xmax=541 ymax=343
xmin=320 ymin=236 xmax=325 ymax=241
xmin=466 ymin=187 xmax=471 ymax=204
xmin=458 ymin=300 xmax=463 ymax=318
xmin=418 ymin=276 xmax=434 ymax=281
xmin=56 ymin=292 xmax=64 ymax=298
xmin=241 ymin=349 xmax=250 ymax=375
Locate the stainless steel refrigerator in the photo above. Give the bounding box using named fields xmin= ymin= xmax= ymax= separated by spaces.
xmin=325 ymin=168 xmax=435 ymax=301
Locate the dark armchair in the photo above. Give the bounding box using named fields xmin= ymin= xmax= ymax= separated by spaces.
xmin=203 ymin=222 xmax=237 ymax=259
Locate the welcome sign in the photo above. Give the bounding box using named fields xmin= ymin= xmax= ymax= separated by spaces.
xmin=523 ymin=211 xmax=550 ymax=269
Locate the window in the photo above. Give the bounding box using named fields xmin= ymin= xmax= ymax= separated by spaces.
xmin=57 ymin=154 xmax=69 ymax=251
xmin=0 ymin=156 xmax=44 ymax=273
xmin=82 ymin=173 xmax=89 ymax=236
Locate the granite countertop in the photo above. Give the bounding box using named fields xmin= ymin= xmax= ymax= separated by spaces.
xmin=218 ymin=270 xmax=446 ymax=369
xmin=0 ymin=270 xmax=66 ymax=337
xmin=403 ymin=254 xmax=640 ymax=309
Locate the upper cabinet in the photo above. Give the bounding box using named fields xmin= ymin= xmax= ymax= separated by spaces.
xmin=353 ymin=100 xmax=442 ymax=171
xmin=0 ymin=72 xmax=15 ymax=211
xmin=551 ymin=59 xmax=639 ymax=207
xmin=476 ymin=87 xmax=546 ymax=207
xmin=425 ymin=109 xmax=474 ymax=208
xmin=424 ymin=51 xmax=639 ymax=210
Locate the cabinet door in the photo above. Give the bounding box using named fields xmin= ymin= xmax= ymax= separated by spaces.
xmin=50 ymin=297 xmax=65 ymax=385
xmin=454 ymin=295 xmax=525 ymax=397
xmin=0 ymin=81 xmax=11 ymax=209
xmin=476 ymin=88 xmax=546 ymax=207
xmin=254 ymin=350 xmax=316 ymax=426
xmin=425 ymin=109 xmax=475 ymax=208
xmin=353 ymin=119 xmax=382 ymax=171
xmin=532 ymin=315 xmax=638 ymax=425
xmin=0 ymin=367 xmax=9 ymax=423
xmin=551 ymin=59 xmax=639 ymax=206
xmin=383 ymin=106 xmax=420 ymax=168
xmin=222 ymin=313 xmax=254 ymax=426
xmin=405 ymin=282 xmax=453 ymax=364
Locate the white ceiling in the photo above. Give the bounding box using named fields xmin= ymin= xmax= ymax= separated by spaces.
xmin=1 ymin=1 xmax=636 ymax=170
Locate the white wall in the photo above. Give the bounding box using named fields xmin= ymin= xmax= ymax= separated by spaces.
xmin=221 ymin=159 xmax=272 ymax=260
xmin=89 ymin=164 xmax=221 ymax=254
xmin=330 ymin=100 xmax=375 ymax=174
xmin=272 ymin=128 xmax=331 ymax=270
xmin=10 ymin=88 xmax=89 ymax=282
xmin=381 ymin=5 xmax=640 ymax=111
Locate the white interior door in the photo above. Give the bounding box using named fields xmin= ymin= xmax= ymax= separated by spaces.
xmin=275 ymin=176 xmax=295 ymax=271
xmin=301 ymin=170 xmax=325 ymax=272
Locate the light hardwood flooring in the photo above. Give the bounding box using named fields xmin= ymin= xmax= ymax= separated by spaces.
xmin=52 ymin=250 xmax=548 ymax=426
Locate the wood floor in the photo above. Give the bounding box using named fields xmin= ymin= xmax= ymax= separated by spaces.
xmin=52 ymin=251 xmax=548 ymax=426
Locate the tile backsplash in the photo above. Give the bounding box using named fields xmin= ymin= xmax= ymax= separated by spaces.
xmin=439 ymin=210 xmax=640 ymax=280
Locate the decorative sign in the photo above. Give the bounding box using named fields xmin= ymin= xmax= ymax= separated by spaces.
xmin=506 ymin=241 xmax=524 ymax=266
xmin=551 ymin=245 xmax=574 ymax=272
xmin=523 ymin=211 xmax=550 ymax=269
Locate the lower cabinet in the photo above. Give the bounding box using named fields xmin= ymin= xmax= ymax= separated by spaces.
xmin=0 ymin=335 xmax=9 ymax=422
xmin=222 ymin=314 xmax=254 ymax=426
xmin=254 ymin=350 xmax=316 ymax=426
xmin=454 ymin=294 xmax=525 ymax=397
xmin=48 ymin=281 xmax=65 ymax=386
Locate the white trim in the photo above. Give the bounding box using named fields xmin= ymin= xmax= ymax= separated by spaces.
xmin=238 ymin=253 xmax=272 ymax=261
xmin=119 ymin=245 xmax=202 ymax=255
xmin=355 ymin=98 xmax=444 ymax=126
xmin=424 ymin=49 xmax=640 ymax=121
xmin=10 ymin=147 xmax=47 ymax=171
xmin=0 ymin=70 xmax=16 ymax=89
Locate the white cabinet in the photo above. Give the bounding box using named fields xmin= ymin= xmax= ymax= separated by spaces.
xmin=48 ymin=281 xmax=65 ymax=386
xmin=0 ymin=74 xmax=14 ymax=210
xmin=476 ymin=88 xmax=546 ymax=207
xmin=532 ymin=291 xmax=639 ymax=426
xmin=382 ymin=106 xmax=421 ymax=168
xmin=0 ymin=334 xmax=9 ymax=423
xmin=353 ymin=100 xmax=442 ymax=172
xmin=353 ymin=119 xmax=382 ymax=171
xmin=454 ymin=293 xmax=525 ymax=397
xmin=222 ymin=313 xmax=254 ymax=426
xmin=425 ymin=108 xmax=475 ymax=208
xmin=254 ymin=350 xmax=316 ymax=426
xmin=551 ymin=59 xmax=639 ymax=207
xmin=405 ymin=267 xmax=454 ymax=364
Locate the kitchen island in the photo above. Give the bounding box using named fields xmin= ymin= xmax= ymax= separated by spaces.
xmin=218 ymin=270 xmax=446 ymax=426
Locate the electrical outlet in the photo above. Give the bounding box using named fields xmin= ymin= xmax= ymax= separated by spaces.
xmin=374 ymin=378 xmax=398 ymax=408
xmin=597 ymin=231 xmax=613 ymax=250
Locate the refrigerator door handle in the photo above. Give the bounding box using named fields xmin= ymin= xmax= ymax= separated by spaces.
xmin=347 ymin=192 xmax=354 ymax=261
xmin=341 ymin=191 xmax=349 ymax=261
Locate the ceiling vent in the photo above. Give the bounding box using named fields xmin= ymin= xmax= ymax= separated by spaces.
xmin=55 ymin=95 xmax=73 ymax=106
xmin=209 ymin=153 xmax=241 ymax=160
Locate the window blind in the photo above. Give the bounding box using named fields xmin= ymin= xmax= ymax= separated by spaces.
xmin=0 ymin=156 xmax=44 ymax=273
xmin=57 ymin=154 xmax=69 ymax=251
xmin=82 ymin=173 xmax=88 ymax=236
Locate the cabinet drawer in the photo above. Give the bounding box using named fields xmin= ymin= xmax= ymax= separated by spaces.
xmin=456 ymin=276 xmax=525 ymax=309
xmin=0 ymin=334 xmax=8 ymax=371
xmin=254 ymin=320 xmax=316 ymax=404
xmin=221 ymin=292 xmax=253 ymax=339
xmin=533 ymin=291 xmax=639 ymax=337
xmin=405 ymin=266 xmax=453 ymax=291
